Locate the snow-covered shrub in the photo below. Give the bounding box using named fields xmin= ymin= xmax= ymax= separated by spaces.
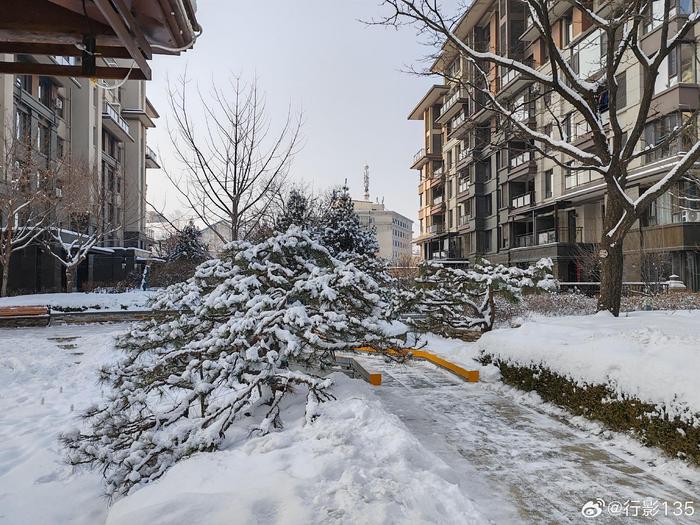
xmin=495 ymin=291 xmax=597 ymax=322
xmin=62 ymin=228 xmax=409 ymax=497
xmin=396 ymin=258 xmax=556 ymax=337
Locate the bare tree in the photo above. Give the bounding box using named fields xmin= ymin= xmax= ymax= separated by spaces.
xmin=0 ymin=135 xmax=48 ymax=297
xmin=43 ymin=158 xmax=116 ymax=292
xmin=372 ymin=0 xmax=700 ymax=315
xmin=162 ymin=74 xmax=302 ymax=243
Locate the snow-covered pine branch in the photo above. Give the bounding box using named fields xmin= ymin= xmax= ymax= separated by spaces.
xmin=395 ymin=258 xmax=556 ymax=337
xmin=62 ymin=227 xmax=410 ymax=497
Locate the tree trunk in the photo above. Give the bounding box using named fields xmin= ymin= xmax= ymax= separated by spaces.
xmin=597 ymin=242 xmax=624 ymax=316
xmin=65 ymin=266 xmax=78 ymax=293
xmin=597 ymin=191 xmax=626 ymax=316
xmin=1 ymin=262 xmax=8 ymax=297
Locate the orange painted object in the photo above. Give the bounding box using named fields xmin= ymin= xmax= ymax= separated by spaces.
xmin=353 ymin=346 xmax=480 ymax=383
xmin=368 ymin=373 xmax=382 ymax=386
xmin=0 ymin=306 xmax=49 ymax=318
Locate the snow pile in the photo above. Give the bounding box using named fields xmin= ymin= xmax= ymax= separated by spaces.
xmin=478 ymin=311 xmax=700 ymax=422
xmin=0 ymin=290 xmax=155 ymax=312
xmin=106 ymin=374 xmax=483 ymax=525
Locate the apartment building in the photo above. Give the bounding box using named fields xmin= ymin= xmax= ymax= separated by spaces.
xmin=0 ymin=55 xmax=160 ymax=292
xmin=410 ymin=0 xmax=700 ymax=290
xmin=354 ymin=199 xmax=414 ymax=262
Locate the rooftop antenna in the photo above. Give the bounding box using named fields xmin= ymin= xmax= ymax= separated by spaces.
xmin=363 ymin=163 xmax=370 ymax=201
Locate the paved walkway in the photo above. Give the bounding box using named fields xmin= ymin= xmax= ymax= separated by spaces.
xmin=355 ymin=357 xmax=699 ymax=524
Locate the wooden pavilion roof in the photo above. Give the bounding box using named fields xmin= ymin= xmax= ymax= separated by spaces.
xmin=0 ymin=0 xmax=201 ymax=80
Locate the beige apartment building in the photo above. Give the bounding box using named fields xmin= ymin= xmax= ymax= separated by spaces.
xmin=354 ymin=199 xmax=414 ymax=262
xmin=410 ymin=0 xmax=700 ymax=290
xmin=0 ymin=54 xmax=160 ymax=291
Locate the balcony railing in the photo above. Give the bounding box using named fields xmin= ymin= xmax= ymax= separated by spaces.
xmin=514 ymin=234 xmax=534 ymax=248
xmin=146 ymin=145 xmax=158 ymax=162
xmin=514 ymin=227 xmax=584 ymax=248
xmin=511 ymin=191 xmax=533 ymax=209
xmin=413 ymin=147 xmax=426 ymax=165
xmin=458 ymin=148 xmax=471 ymax=162
xmin=458 ymin=215 xmax=469 ymax=226
xmin=427 ymin=224 xmax=445 ymax=234
xmin=458 ymin=178 xmax=469 ymax=193
xmin=509 ymin=151 xmax=531 ymax=169
xmin=451 ymin=112 xmax=467 ymax=130
xmin=103 ymin=102 xmax=130 ymax=135
xmin=433 ymin=166 xmax=444 ymax=178
xmin=433 ymin=194 xmax=444 ymax=205
xmin=501 ymin=67 xmax=518 ymax=86
xmin=441 ymin=87 xmax=468 ymax=116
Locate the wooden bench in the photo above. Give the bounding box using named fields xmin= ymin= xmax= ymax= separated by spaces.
xmin=0 ymin=306 xmax=50 ymax=327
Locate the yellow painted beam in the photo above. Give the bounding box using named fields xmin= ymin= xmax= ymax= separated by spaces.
xmin=353 ymin=346 xmax=480 ymax=383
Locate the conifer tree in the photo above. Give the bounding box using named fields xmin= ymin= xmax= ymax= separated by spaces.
xmin=320 ymin=185 xmax=378 ymax=258
xmin=168 ymin=221 xmax=209 ymax=262
xmin=275 ymin=188 xmax=317 ymax=232
xmin=62 ymin=227 xmax=409 ymax=497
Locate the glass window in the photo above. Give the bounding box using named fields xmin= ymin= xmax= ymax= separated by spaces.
xmin=680 ymin=44 xmax=695 ymax=83
xmin=544 ymin=169 xmax=553 ymax=198
xmin=616 ymin=71 xmax=627 ymax=109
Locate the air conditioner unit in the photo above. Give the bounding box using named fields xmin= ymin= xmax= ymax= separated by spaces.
xmin=682 ymin=210 xmax=700 ymax=223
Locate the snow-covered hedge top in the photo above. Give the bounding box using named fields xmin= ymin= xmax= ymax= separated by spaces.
xmin=479 ymin=310 xmax=700 ymax=424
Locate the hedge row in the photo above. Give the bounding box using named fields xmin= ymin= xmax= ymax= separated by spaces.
xmin=481 ymin=355 xmax=700 ymax=465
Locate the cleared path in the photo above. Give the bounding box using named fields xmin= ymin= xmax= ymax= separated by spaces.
xmin=355 ymin=356 xmax=699 ymax=524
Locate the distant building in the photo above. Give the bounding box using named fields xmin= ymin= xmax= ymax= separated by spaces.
xmin=353 ymin=200 xmax=413 ymax=263
xmin=201 ymin=220 xmax=233 ymax=256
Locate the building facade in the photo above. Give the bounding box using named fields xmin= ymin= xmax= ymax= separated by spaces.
xmin=0 ymin=54 xmax=159 ymax=292
xmin=354 ymin=200 xmax=414 ymax=263
xmin=410 ymin=0 xmax=700 ymax=290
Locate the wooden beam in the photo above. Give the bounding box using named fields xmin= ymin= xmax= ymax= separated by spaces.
xmin=0 ymin=0 xmax=114 ymax=35
xmin=111 ymin=0 xmax=153 ymax=60
xmin=93 ymin=0 xmax=151 ymax=80
xmin=156 ymin=0 xmax=185 ymax=48
xmin=0 ymin=61 xmax=147 ymax=80
xmin=0 ymin=30 xmax=123 ymax=48
xmin=0 ymin=42 xmax=132 ymax=58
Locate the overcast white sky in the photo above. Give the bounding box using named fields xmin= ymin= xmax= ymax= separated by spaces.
xmin=144 ymin=0 xmax=437 ymax=229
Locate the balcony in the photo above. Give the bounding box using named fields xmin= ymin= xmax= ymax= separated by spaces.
xmin=438 ymin=87 xmax=469 ymax=123
xmin=433 ymin=194 xmax=444 ymax=205
xmin=458 ymin=178 xmax=470 ymax=194
xmin=411 ymin=147 xmax=440 ymax=170
xmin=513 ymin=227 xmax=583 ymax=249
xmin=509 ymin=151 xmax=532 ymax=169
xmin=511 ymin=191 xmax=534 ymax=209
xmin=458 ymin=215 xmax=469 ymax=227
xmin=102 ymin=102 xmax=133 ymax=143
xmin=448 ymin=112 xmax=468 ymax=138
xmin=145 ymin=145 xmax=161 ymax=169
xmin=427 ymin=224 xmax=445 ymax=235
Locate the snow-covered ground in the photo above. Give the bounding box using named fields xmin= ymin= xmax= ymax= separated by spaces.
xmin=0 ymin=324 xmax=482 ymax=525
xmin=0 ymin=290 xmax=155 ymax=312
